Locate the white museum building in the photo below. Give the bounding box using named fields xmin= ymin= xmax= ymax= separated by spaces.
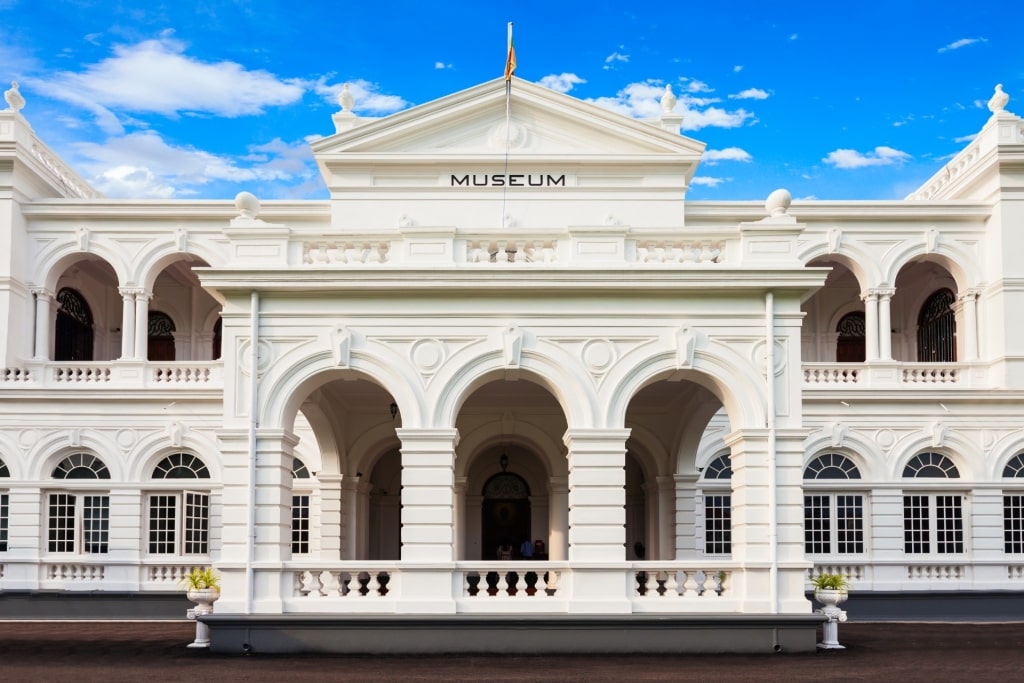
xmin=1 ymin=77 xmax=1023 ymax=652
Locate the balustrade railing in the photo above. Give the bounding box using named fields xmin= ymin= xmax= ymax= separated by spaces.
xmin=459 ymin=564 xmax=562 ymax=598
xmin=0 ymin=362 xmax=222 ymax=389
xmin=632 ymin=566 xmax=730 ymax=598
xmin=294 ymin=567 xmax=395 ymax=598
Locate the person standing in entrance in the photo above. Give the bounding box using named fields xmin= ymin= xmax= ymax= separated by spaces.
xmin=520 ymin=539 xmax=534 ymax=559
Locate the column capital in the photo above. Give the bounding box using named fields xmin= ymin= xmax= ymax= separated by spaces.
xmin=30 ymin=286 xmax=54 ymax=299
xmin=396 ymin=427 xmax=460 ymax=449
xmin=118 ymin=286 xmax=146 ymax=298
xmin=562 ymin=428 xmax=632 ymax=449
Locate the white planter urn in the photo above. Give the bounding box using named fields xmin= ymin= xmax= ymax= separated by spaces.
xmin=814 ymin=588 xmax=848 ymax=650
xmin=186 ymin=588 xmax=220 ymax=648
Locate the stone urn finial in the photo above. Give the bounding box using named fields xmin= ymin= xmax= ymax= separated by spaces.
xmin=338 ymin=84 xmax=355 ymax=113
xmin=4 ymin=81 xmax=25 ymax=113
xmin=234 ymin=191 xmax=260 ymax=220
xmin=988 ymin=83 xmax=1009 ymax=114
xmin=765 ymin=188 xmax=792 ymax=218
xmin=660 ymin=84 xmax=677 ymax=113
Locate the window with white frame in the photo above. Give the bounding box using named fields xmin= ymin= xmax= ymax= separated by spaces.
xmin=1001 ymin=453 xmax=1024 ymax=553
xmin=292 ymin=457 xmax=311 ymax=555
xmin=803 ymin=453 xmax=865 ymax=555
xmin=701 ymin=454 xmax=732 ymax=555
xmin=47 ymin=454 xmax=110 ymax=554
xmin=147 ymin=453 xmax=210 ymax=556
xmin=902 ymin=452 xmax=964 ymax=555
xmin=1 ymin=457 xmax=9 ymax=552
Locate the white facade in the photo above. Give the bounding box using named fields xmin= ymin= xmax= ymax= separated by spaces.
xmin=1 ymin=78 xmax=1023 ymax=618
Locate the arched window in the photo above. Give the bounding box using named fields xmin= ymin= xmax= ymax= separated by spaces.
xmin=48 ymin=453 xmax=110 ymax=554
xmin=148 ymin=454 xmax=210 ymax=556
xmin=147 ymin=311 xmax=176 ymax=362
xmin=902 ymin=452 xmax=959 ymax=478
xmin=292 ymin=458 xmax=312 ymax=554
xmin=52 ymin=453 xmax=110 ymax=479
xmin=0 ymin=457 xmax=8 ymax=553
xmin=803 ymin=454 xmax=864 ymax=555
xmin=700 ymin=454 xmax=731 ymax=555
xmin=55 ymin=287 xmax=94 ymax=361
xmin=1003 ymin=453 xmax=1024 ymax=553
xmin=836 ymin=312 xmax=866 ymax=363
xmin=917 ymin=289 xmax=956 ymax=362
xmin=902 ymin=452 xmax=963 ymax=555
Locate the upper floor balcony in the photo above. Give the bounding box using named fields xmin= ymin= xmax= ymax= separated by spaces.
xmin=0 ymin=361 xmax=224 ymax=391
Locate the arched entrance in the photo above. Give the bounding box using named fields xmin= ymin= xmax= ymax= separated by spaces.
xmin=481 ymin=471 xmax=531 ymax=560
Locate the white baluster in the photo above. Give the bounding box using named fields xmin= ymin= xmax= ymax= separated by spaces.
xmin=683 ymin=570 xmax=700 ymax=597
xmin=664 ymin=571 xmax=679 ymax=597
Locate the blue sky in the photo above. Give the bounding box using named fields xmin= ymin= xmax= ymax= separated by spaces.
xmin=2 ymin=1 xmax=1021 ymax=201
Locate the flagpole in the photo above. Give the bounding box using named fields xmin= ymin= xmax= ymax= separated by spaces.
xmin=501 ymin=22 xmax=513 ymax=232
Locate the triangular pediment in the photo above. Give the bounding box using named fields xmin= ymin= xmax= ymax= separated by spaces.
xmin=312 ymin=78 xmax=706 ymax=160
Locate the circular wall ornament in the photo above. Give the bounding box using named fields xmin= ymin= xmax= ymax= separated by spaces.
xmin=18 ymin=429 xmax=38 ymax=449
xmin=582 ymin=339 xmax=616 ymax=373
xmin=876 ymin=429 xmax=896 ymax=451
xmin=411 ymin=338 xmax=445 ymax=372
xmin=116 ymin=429 xmax=138 ymax=450
xmin=239 ymin=339 xmax=274 ymax=376
xmin=751 ymin=339 xmax=787 ymax=376
xmin=488 ymin=121 xmax=528 ymax=150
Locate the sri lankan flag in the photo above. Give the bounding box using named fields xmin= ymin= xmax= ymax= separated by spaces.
xmin=504 ymin=24 xmax=516 ymax=81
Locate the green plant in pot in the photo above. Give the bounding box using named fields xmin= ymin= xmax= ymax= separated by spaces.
xmin=182 ymin=567 xmax=220 ymax=594
xmin=810 ymin=572 xmax=849 ymax=607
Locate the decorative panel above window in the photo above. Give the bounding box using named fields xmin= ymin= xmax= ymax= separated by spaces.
xmin=703 ymin=454 xmax=732 ymax=480
xmin=1003 ymin=454 xmax=1024 ymax=478
xmin=292 ymin=458 xmax=311 ymax=479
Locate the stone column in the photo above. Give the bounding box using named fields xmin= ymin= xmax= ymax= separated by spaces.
xmin=878 ymin=288 xmax=894 ymax=361
xmin=564 ymin=428 xmax=631 ymax=613
xmin=861 ymin=290 xmax=879 ymax=361
xmin=547 ymin=477 xmax=568 ymax=561
xmin=252 ymin=429 xmax=298 ymax=613
xmin=341 ymin=476 xmax=359 ymax=560
xmin=133 ymin=290 xmax=151 ymax=360
xmin=657 ymin=475 xmax=676 ymax=560
xmin=356 ymin=480 xmax=373 ymax=559
xmin=673 ymin=475 xmax=698 ymax=559
xmin=31 ymin=288 xmax=53 ymax=360
xmin=117 ymin=287 xmax=137 ymax=360
xmin=397 ymin=428 xmax=459 ymax=613
xmin=464 ymin=493 xmax=483 ymax=560
xmin=454 ymin=477 xmax=467 ymax=560
xmin=317 ymin=474 xmax=344 ymax=560
xmin=723 ymin=428 xmax=773 ymax=612
xmin=640 ymin=481 xmax=657 ymax=559
xmin=958 ymin=289 xmax=979 ymax=361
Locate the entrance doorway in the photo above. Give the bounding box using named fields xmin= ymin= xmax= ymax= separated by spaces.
xmin=481 ymin=472 xmax=530 ymax=560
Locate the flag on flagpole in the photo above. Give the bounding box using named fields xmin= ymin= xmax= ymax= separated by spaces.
xmin=504 ymin=22 xmax=516 ymax=81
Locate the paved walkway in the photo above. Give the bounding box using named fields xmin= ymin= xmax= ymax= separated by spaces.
xmin=1 ymin=620 xmax=1022 ymax=682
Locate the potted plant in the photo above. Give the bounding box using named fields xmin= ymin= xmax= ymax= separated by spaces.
xmin=182 ymin=567 xmax=220 ymax=648
xmin=182 ymin=567 xmax=220 ymax=603
xmin=810 ymin=571 xmax=850 ymax=649
xmin=810 ymin=572 xmax=849 ymax=609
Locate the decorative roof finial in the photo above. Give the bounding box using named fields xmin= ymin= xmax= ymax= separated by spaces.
xmin=4 ymin=81 xmax=25 ymax=113
xmin=338 ymin=84 xmax=355 ymax=113
xmin=988 ymin=83 xmax=1009 ymax=114
xmin=660 ymin=84 xmax=677 ymax=113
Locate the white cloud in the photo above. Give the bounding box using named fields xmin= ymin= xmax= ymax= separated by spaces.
xmin=789 ymin=33 xmax=798 ymax=40
xmin=587 ymin=80 xmax=754 ymax=131
xmin=434 ymin=62 xmax=453 ymax=70
xmin=953 ymin=133 xmax=978 ymax=143
xmin=683 ymin=78 xmax=712 ymax=93
xmin=733 ymin=65 xmax=743 ymax=73
xmin=38 ymin=36 xmax=305 ymax=131
xmin=703 ymin=147 xmax=752 ymax=164
xmin=691 ymin=176 xmax=730 ymax=187
xmin=823 ymin=146 xmax=911 ymax=169
xmin=938 ymin=37 xmax=987 ymax=53
xmin=72 ymin=130 xmax=315 ymax=198
xmin=603 ymin=51 xmax=630 ymax=70
xmin=314 ymin=78 xmax=409 ymax=114
xmin=538 ymin=73 xmax=586 ymax=94
xmin=729 ymin=88 xmax=769 ymax=100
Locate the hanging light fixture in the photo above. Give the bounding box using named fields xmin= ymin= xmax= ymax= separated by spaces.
xmin=500 ymin=451 xmax=509 ymax=472
xmin=390 ymin=402 xmax=398 ymax=420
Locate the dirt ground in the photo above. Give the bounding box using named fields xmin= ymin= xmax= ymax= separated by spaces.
xmin=1 ymin=620 xmax=1022 ymax=682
